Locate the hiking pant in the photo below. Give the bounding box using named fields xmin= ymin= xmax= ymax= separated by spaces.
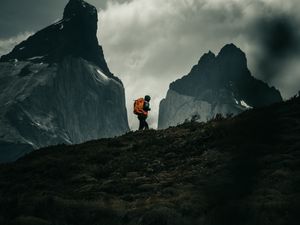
xmin=138 ymin=115 xmax=149 ymax=130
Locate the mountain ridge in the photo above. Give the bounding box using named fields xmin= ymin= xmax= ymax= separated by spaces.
xmin=158 ymin=44 xmax=282 ymax=129
xmin=170 ymin=43 xmax=282 ymax=107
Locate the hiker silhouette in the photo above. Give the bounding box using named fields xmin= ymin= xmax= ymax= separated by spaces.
xmin=133 ymin=95 xmax=151 ymax=130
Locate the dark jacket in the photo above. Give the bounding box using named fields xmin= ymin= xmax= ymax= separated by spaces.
xmin=143 ymin=101 xmax=150 ymax=112
xmin=138 ymin=100 xmax=150 ymax=119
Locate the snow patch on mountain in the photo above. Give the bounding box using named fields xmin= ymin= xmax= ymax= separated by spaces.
xmin=241 ymin=100 xmax=252 ymax=109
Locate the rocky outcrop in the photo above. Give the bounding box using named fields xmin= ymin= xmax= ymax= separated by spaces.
xmin=0 ymin=0 xmax=129 ymax=162
xmin=158 ymin=44 xmax=282 ymax=129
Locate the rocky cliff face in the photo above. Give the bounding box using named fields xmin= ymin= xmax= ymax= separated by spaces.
xmin=158 ymin=44 xmax=282 ymax=129
xmin=0 ymin=0 xmax=129 ymax=162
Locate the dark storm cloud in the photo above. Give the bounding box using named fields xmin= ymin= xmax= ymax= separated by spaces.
xmin=249 ymin=14 xmax=300 ymax=81
xmin=0 ymin=0 xmax=68 ymax=38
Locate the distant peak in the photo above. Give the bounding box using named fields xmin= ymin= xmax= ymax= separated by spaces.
xmin=198 ymin=50 xmax=216 ymax=65
xmin=224 ymin=43 xmax=238 ymax=49
xmin=63 ymin=0 xmax=97 ymax=19
xmin=217 ymin=43 xmax=247 ymax=67
xmin=218 ymin=43 xmax=244 ymax=56
xmin=207 ymin=50 xmax=215 ymax=57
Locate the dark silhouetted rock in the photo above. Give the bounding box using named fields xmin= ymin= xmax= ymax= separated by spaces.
xmin=158 ymin=44 xmax=282 ymax=129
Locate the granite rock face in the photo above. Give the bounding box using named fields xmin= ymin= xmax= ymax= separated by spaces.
xmin=0 ymin=0 xmax=129 ymax=162
xmin=158 ymin=44 xmax=282 ymax=129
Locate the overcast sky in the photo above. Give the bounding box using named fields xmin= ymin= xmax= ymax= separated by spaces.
xmin=1 ymin=0 xmax=300 ymax=129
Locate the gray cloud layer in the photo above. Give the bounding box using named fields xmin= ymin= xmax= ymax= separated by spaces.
xmin=99 ymin=0 xmax=300 ymax=129
xmin=0 ymin=32 xmax=32 ymax=56
xmin=0 ymin=0 xmax=68 ymax=38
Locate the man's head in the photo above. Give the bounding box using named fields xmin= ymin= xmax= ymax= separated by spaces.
xmin=144 ymin=95 xmax=151 ymax=102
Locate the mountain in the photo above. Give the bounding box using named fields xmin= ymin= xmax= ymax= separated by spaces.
xmin=158 ymin=44 xmax=282 ymax=129
xmin=0 ymin=96 xmax=299 ymax=225
xmin=0 ymin=0 xmax=129 ymax=163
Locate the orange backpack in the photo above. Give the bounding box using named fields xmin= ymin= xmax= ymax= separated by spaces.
xmin=133 ymin=98 xmax=145 ymax=115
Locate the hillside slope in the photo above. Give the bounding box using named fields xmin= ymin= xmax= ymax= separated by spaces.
xmin=0 ymin=96 xmax=299 ymax=225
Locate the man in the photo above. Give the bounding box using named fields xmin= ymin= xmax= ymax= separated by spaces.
xmin=133 ymin=95 xmax=151 ymax=130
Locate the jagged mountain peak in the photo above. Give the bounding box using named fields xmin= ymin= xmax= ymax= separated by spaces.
xmin=217 ymin=43 xmax=247 ymax=67
xmin=169 ymin=43 xmax=282 ymax=106
xmin=160 ymin=44 xmax=282 ymax=129
xmin=198 ymin=44 xmax=244 ymax=67
xmin=197 ymin=50 xmax=216 ymax=66
xmin=0 ymin=0 xmax=110 ymax=74
xmin=63 ymin=0 xmax=97 ymax=20
xmin=219 ymin=43 xmax=240 ymax=52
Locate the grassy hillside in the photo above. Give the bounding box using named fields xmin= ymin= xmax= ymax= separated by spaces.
xmin=0 ymin=97 xmax=299 ymax=225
